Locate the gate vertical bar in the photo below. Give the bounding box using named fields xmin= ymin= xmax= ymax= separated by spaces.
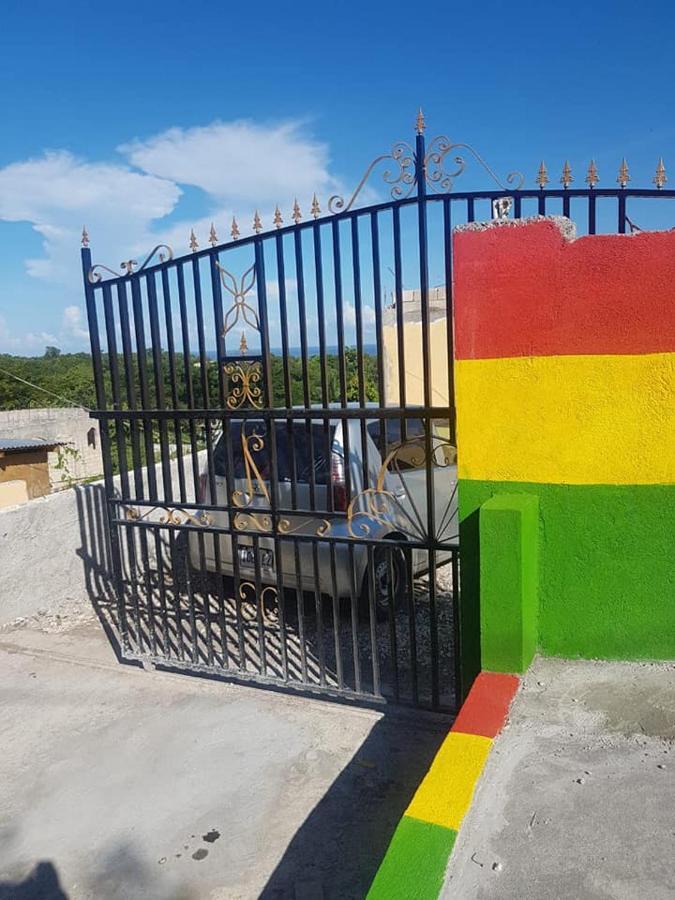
xmin=116 ymin=280 xmax=145 ymax=652
xmin=176 ymin=262 xmax=204 ymax=663
xmin=81 ymin=243 xmax=129 ymax=652
xmin=443 ymin=197 xmax=462 ymax=705
xmin=206 ymin=250 xmax=232 ymax=668
xmin=191 ymin=253 xmax=216 ymax=665
xmin=415 ymin=115 xmax=440 ymax=709
xmin=254 ymin=237 xmax=293 ymax=678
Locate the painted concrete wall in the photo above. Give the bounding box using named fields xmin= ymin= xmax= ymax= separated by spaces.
xmin=453 ymin=217 xmax=675 ymax=663
xmin=0 ymin=480 xmax=28 ymax=507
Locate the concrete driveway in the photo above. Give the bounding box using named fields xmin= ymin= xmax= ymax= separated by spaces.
xmin=0 ymin=619 xmax=446 ymax=900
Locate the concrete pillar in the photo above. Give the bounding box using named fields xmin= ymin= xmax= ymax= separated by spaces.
xmin=479 ymin=494 xmax=538 ymax=673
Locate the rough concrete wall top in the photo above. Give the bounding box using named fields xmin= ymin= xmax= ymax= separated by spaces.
xmin=454 ymin=214 xmax=576 ymax=240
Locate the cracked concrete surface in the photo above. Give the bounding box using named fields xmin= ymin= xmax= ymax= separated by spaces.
xmin=442 ymin=657 xmax=675 ymax=900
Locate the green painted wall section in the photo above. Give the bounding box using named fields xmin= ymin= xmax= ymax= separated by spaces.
xmin=479 ymin=494 xmax=539 ymax=673
xmin=367 ymin=816 xmax=457 ymax=900
xmin=460 ymin=480 xmax=675 ymax=661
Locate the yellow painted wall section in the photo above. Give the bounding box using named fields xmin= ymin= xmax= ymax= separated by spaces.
xmin=456 ymin=352 xmax=675 ymax=485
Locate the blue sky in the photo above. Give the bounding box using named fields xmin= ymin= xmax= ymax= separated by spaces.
xmin=1 ymin=0 xmax=674 ymax=354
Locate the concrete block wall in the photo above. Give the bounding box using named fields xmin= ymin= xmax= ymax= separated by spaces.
xmin=0 ymin=451 xmax=203 ymax=627
xmin=453 ymin=217 xmax=675 ymax=665
xmin=0 ymin=484 xmax=103 ymax=624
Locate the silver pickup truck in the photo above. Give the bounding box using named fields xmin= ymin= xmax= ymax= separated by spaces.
xmin=189 ymin=405 xmax=457 ymax=609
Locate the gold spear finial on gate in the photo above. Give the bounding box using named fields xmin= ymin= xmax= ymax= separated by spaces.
xmin=274 ymin=205 xmax=283 ymax=228
xmin=585 ymin=160 xmax=599 ymax=187
xmin=560 ymin=160 xmax=573 ymax=188
xmin=311 ymin=193 xmax=321 ymax=219
xmin=653 ymin=157 xmax=667 ymax=189
xmin=209 ymin=222 xmax=218 ymax=246
xmin=231 ymin=216 xmax=240 ymax=241
xmin=81 ymin=225 xmax=90 ymax=248
xmin=189 ymin=228 xmax=198 ymax=252
xmin=415 ymin=107 xmax=426 ymax=134
xmin=239 ymin=331 xmax=248 ymax=354
xmin=617 ymin=158 xmax=630 ymax=188
xmin=535 ymin=161 xmax=549 ymax=188
xmin=292 ymin=198 xmax=302 ymax=224
xmin=253 ymin=210 xmax=263 ymax=234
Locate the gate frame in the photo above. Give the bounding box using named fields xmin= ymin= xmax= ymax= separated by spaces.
xmin=81 ymin=113 xmax=675 ymax=711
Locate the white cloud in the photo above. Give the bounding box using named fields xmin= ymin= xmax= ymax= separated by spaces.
xmin=119 ymin=120 xmax=338 ymax=205
xmin=0 ymin=117 xmax=352 ymax=353
xmin=343 ymin=301 xmax=376 ymax=330
xmin=62 ymin=305 xmax=89 ymax=341
xmin=265 ymin=277 xmax=298 ymax=301
xmin=0 ymin=313 xmax=59 ymax=355
xmin=0 ymin=150 xmax=180 ymax=287
xmin=0 ymin=151 xmax=179 ymax=223
xmin=0 ymin=304 xmax=96 ymax=355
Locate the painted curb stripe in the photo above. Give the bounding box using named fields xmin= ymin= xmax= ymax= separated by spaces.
xmin=405 ymin=732 xmax=492 ymax=831
xmin=455 ymin=352 xmax=675 ymax=484
xmin=367 ymin=673 xmax=519 ymax=899
xmin=454 ymin=220 xmax=675 ymax=360
xmin=367 ymin=817 xmax=457 ymax=900
xmin=451 ymin=672 xmax=520 ymax=738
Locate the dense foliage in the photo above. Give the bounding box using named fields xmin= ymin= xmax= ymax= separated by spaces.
xmin=0 ymin=352 xmax=98 ymax=410
xmin=0 ymin=347 xmax=380 ymax=412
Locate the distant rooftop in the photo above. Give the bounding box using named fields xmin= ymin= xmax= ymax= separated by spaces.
xmin=0 ymin=437 xmax=65 ymax=453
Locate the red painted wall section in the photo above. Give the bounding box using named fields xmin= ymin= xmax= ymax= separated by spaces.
xmin=454 ymin=219 xmax=675 ymax=360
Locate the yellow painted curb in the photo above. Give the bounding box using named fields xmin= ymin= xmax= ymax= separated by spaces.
xmin=405 ymin=732 xmax=492 ymax=831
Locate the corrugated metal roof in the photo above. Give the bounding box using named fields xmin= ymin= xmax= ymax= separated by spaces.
xmin=0 ymin=437 xmax=65 ymax=452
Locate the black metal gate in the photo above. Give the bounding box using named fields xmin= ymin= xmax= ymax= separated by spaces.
xmin=83 ymin=112 xmax=674 ymax=712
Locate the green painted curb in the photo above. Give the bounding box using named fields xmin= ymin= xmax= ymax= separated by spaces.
xmin=367 ymin=816 xmax=457 ymax=900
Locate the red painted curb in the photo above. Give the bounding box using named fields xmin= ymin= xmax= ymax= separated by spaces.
xmin=451 ymin=672 xmax=520 ymax=738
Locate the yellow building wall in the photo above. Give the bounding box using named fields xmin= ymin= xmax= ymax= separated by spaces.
xmin=382 ymin=318 xmax=450 ymax=408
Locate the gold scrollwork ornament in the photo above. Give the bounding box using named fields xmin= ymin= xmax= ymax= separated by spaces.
xmin=239 ymin=582 xmax=279 ymax=625
xmin=88 ymin=244 xmax=173 ymax=284
xmin=123 ymin=504 xmax=211 ymax=527
xmin=217 ymin=263 xmax=260 ymax=337
xmin=224 ymin=361 xmax=263 ymax=410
